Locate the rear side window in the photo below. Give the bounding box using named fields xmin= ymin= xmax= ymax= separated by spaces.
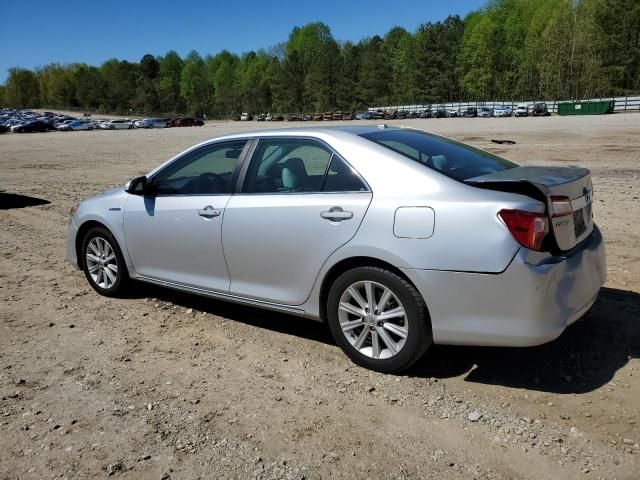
xmin=244 ymin=138 xmax=333 ymax=193
xmin=361 ymin=129 xmax=516 ymax=181
xmin=324 ymin=155 xmax=367 ymax=192
xmin=243 ymin=138 xmax=367 ymax=193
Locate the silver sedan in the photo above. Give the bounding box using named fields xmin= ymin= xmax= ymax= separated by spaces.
xmin=66 ymin=126 xmax=606 ymax=372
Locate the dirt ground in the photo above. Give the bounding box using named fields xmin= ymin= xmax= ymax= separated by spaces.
xmin=1 ymin=114 xmax=639 ymax=480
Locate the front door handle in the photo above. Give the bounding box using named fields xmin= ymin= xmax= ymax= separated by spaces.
xmin=198 ymin=205 xmax=221 ymax=218
xmin=320 ymin=207 xmax=353 ymax=222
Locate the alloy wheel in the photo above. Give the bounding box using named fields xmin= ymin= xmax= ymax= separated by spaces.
xmin=338 ymin=281 xmax=408 ymax=359
xmin=85 ymin=237 xmax=118 ymax=289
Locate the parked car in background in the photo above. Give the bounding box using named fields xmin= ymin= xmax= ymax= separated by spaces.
xmin=54 ymin=119 xmax=76 ymax=130
xmin=323 ymin=112 xmax=334 ymax=121
xmin=67 ymin=126 xmax=605 ymax=373
xmin=355 ymin=111 xmax=374 ymax=120
xmin=11 ymin=120 xmax=51 ymax=133
xmin=342 ymin=112 xmax=355 ymax=120
xmin=303 ymin=114 xmax=313 ymax=121
xmin=396 ymin=111 xmax=408 ymax=120
xmin=240 ymin=112 xmax=253 ymax=121
xmin=373 ymin=110 xmax=385 ymax=120
xmin=463 ymin=107 xmax=478 ymax=117
xmin=433 ymin=109 xmax=448 ymax=119
xmin=479 ymin=107 xmax=494 ymax=117
xmin=172 ymin=117 xmax=204 ymax=127
xmin=58 ymin=120 xmax=94 ymax=131
xmin=515 ymin=104 xmax=529 ymax=117
xmin=384 ymin=109 xmax=397 ymax=120
xmin=133 ymin=118 xmax=166 ymax=129
xmin=531 ymin=102 xmax=550 ymax=116
xmin=493 ymin=105 xmax=513 ymax=117
xmin=446 ymin=108 xmax=460 ymax=117
xmin=407 ymin=111 xmax=419 ymax=119
xmin=256 ymin=113 xmax=266 ymax=121
xmin=103 ymin=120 xmax=135 ymax=130
xmin=312 ymin=113 xmax=323 ymax=121
xmin=419 ymin=109 xmax=433 ymax=119
xmin=332 ymin=111 xmax=343 ymax=120
xmin=286 ymin=113 xmax=302 ymax=121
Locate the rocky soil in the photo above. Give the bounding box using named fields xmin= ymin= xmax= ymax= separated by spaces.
xmin=1 ymin=114 xmax=639 ymax=479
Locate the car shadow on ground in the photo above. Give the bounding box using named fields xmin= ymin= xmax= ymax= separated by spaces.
xmin=132 ymin=283 xmax=638 ymax=394
xmin=408 ymin=287 xmax=640 ymax=393
xmin=0 ymin=192 xmax=51 ymax=209
xmin=131 ymin=282 xmax=333 ymax=345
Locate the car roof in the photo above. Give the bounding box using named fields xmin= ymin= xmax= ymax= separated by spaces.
xmin=213 ymin=125 xmax=400 ymax=142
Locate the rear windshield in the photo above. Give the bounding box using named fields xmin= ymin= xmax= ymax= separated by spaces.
xmin=360 ymin=129 xmax=517 ymax=181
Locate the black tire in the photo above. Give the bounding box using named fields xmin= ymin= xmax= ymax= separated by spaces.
xmin=81 ymin=226 xmax=128 ymax=297
xmin=327 ymin=266 xmax=432 ymax=373
xmin=109 ymin=125 xmax=115 ymax=130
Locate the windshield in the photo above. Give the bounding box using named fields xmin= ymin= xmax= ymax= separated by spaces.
xmin=360 ymin=129 xmax=517 ymax=181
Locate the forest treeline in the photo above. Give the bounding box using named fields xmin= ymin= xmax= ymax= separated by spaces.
xmin=1 ymin=0 xmax=638 ymax=117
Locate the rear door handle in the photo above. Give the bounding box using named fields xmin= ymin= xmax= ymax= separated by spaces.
xmin=320 ymin=207 xmax=353 ymax=222
xmin=198 ymin=205 xmax=221 ymax=218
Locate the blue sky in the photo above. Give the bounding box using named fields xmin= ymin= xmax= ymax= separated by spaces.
xmin=0 ymin=0 xmax=485 ymax=82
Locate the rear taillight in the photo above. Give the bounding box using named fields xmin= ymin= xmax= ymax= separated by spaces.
xmin=498 ymin=209 xmax=548 ymax=251
xmin=550 ymin=196 xmax=573 ymax=217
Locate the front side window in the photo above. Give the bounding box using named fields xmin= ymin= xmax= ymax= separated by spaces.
xmin=361 ymin=129 xmax=516 ymax=181
xmin=150 ymin=140 xmax=246 ymax=195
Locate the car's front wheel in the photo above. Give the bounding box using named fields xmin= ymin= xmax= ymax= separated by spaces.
xmin=327 ymin=266 xmax=432 ymax=373
xmin=81 ymin=226 xmax=127 ymax=296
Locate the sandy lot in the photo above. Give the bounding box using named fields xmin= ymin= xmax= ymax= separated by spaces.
xmin=1 ymin=115 xmax=639 ymax=480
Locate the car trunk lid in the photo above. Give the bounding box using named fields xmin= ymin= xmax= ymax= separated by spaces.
xmin=466 ymin=166 xmax=593 ymax=251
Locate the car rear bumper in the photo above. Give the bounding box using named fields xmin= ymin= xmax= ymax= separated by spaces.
xmin=402 ymin=225 xmax=606 ymax=347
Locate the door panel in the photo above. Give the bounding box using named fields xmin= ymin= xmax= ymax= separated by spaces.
xmin=123 ymin=139 xmax=247 ymax=291
xmin=222 ymin=193 xmax=372 ymax=305
xmin=124 ymin=195 xmax=231 ymax=291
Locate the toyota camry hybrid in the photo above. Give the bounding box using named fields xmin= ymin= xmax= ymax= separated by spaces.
xmin=66 ymin=126 xmax=606 ymax=372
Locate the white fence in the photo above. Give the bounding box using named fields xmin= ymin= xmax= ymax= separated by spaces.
xmin=369 ymin=95 xmax=640 ymax=114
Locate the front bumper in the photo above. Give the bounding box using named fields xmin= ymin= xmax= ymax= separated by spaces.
xmin=66 ymin=216 xmax=80 ymax=269
xmin=402 ymin=226 xmax=606 ymax=347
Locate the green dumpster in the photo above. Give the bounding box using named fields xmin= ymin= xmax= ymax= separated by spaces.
xmin=557 ymin=100 xmax=615 ymax=115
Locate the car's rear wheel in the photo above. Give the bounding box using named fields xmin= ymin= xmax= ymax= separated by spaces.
xmin=327 ymin=266 xmax=432 ymax=373
xmin=81 ymin=226 xmax=127 ymax=297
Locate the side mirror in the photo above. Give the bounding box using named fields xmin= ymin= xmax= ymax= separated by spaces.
xmin=126 ymin=176 xmax=154 ymax=196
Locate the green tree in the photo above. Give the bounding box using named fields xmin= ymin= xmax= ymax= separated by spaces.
xmin=134 ymin=54 xmax=160 ymax=113
xmin=415 ymin=15 xmax=465 ymax=102
xmin=207 ymin=50 xmax=238 ymax=116
xmin=336 ymin=41 xmax=361 ymax=110
xmin=596 ymin=0 xmax=640 ymax=93
xmin=157 ymin=51 xmax=184 ymax=114
xmin=357 ymin=35 xmax=391 ymax=106
xmin=5 ymin=68 xmax=40 ymax=108
xmin=180 ymin=50 xmax=209 ymax=116
xmin=285 ymin=22 xmax=340 ymax=111
xmin=385 ymin=27 xmax=415 ymax=103
xmin=99 ymin=59 xmax=139 ymax=113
